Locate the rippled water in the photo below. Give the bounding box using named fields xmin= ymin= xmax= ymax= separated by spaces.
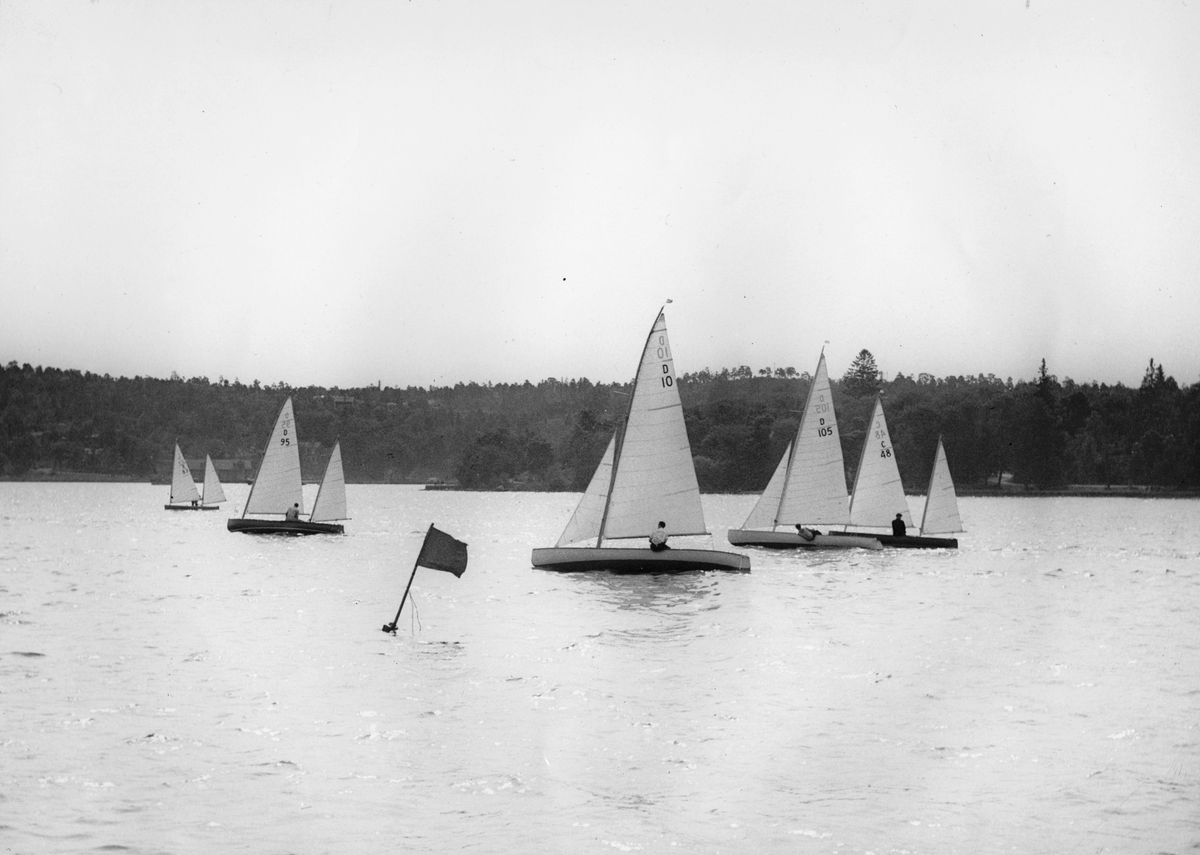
xmin=2 ymin=483 xmax=1198 ymax=854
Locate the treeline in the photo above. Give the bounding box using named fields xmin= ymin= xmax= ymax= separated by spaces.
xmin=1 ymin=353 xmax=1197 ymax=492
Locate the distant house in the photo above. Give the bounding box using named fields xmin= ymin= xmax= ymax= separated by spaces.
xmin=214 ymin=458 xmax=254 ymax=483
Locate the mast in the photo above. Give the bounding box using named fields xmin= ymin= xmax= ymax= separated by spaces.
xmin=596 ymin=308 xmax=665 ymax=547
xmin=242 ymin=397 xmax=290 ymax=519
xmin=773 ymin=351 xmax=825 ymax=528
xmin=847 ymin=395 xmax=881 ymax=524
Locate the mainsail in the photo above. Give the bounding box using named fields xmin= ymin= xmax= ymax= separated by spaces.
xmin=555 ymin=311 xmax=707 ymax=546
xmin=598 ymin=311 xmax=707 ymax=541
xmin=920 ymin=436 xmax=963 ymax=535
xmin=310 ymin=440 xmax=348 ymax=523
xmin=243 ymin=397 xmax=304 ymax=517
xmin=743 ymin=352 xmax=850 ymax=528
xmin=201 ymin=455 xmax=226 ymax=506
xmin=169 ymin=444 xmax=201 ymax=505
xmin=848 ymin=396 xmax=911 ymax=528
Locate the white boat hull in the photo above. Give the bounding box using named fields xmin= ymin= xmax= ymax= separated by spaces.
xmin=726 ymin=529 xmax=882 ymax=550
xmin=532 ymin=546 xmax=750 ymax=574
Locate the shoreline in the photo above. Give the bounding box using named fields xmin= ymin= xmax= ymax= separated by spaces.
xmin=2 ymin=474 xmax=1197 ymax=499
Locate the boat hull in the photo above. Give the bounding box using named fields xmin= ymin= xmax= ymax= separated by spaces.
xmin=531 ymin=546 xmax=750 ymax=574
xmin=227 ymin=518 xmax=344 ymax=536
xmin=164 ymin=504 xmax=221 ymax=511
xmin=840 ymin=531 xmax=959 ymax=549
xmin=726 ymin=529 xmax=883 ymax=550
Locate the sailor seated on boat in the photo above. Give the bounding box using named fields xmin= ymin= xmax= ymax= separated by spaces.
xmin=892 ymin=513 xmax=906 ymax=537
xmin=285 ymin=503 xmax=301 ymax=522
xmin=795 ymin=524 xmax=818 ymax=541
xmin=649 ymin=521 xmax=670 ymax=551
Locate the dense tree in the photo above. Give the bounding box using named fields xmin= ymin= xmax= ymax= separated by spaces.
xmin=1 ymin=357 xmax=1198 ymax=492
xmin=842 ymin=349 xmax=882 ymax=398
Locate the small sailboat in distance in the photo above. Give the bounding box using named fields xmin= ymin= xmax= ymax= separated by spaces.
xmin=227 ymin=397 xmax=347 ymax=535
xmin=164 ymin=443 xmax=203 ymax=510
xmin=199 ymin=455 xmax=226 ymax=510
xmin=531 ymin=308 xmax=750 ymax=573
xmin=842 ymin=396 xmax=956 ymax=548
xmin=727 ymin=352 xmax=881 ymax=549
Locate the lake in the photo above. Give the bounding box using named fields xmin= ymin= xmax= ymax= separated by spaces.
xmin=2 ymin=484 xmax=1198 ymax=854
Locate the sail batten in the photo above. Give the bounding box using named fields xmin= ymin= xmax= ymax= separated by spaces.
xmin=243 ymin=397 xmax=304 ymax=517
xmin=848 ymin=397 xmax=911 ymax=528
xmin=169 ymin=444 xmax=201 ymax=504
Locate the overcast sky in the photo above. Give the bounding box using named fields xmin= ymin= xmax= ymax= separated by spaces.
xmin=3 ymin=1 xmax=1198 ymax=389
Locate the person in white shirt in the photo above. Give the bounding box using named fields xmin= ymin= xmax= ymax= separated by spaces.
xmin=649 ymin=521 xmax=670 ymax=551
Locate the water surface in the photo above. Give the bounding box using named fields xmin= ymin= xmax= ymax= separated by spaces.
xmin=2 ymin=484 xmax=1198 ymax=853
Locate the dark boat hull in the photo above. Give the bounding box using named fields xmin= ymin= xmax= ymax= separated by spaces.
xmin=165 ymin=504 xmax=221 ymax=511
xmin=726 ymin=529 xmax=882 ymax=550
xmin=840 ymin=531 xmax=959 ymax=549
xmin=227 ymin=518 xmax=344 ymax=536
xmin=531 ymin=546 xmax=750 ymax=574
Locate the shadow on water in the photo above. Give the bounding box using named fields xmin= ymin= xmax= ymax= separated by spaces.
xmin=562 ymin=568 xmax=721 ymax=614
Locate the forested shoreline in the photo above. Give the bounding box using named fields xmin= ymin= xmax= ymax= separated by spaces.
xmin=1 ymin=353 xmax=1197 ymax=494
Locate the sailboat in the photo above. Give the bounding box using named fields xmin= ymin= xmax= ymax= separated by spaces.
xmin=227 ymin=397 xmax=348 ymax=535
xmin=164 ymin=443 xmax=203 ymax=510
xmin=199 ymin=455 xmax=227 ymax=510
xmin=917 ymin=435 xmax=962 ymax=545
xmin=841 ymin=396 xmax=956 ymax=548
xmin=726 ymin=353 xmax=881 ymax=549
xmin=531 ymin=309 xmax=750 ymax=573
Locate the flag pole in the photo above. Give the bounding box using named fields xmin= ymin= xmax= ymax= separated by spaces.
xmin=382 ymin=525 xmax=430 ymax=634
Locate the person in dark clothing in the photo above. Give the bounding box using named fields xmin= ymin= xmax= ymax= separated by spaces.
xmin=892 ymin=513 xmax=907 ymax=537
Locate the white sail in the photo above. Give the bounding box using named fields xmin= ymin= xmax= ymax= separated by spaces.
xmin=848 ymin=397 xmax=911 ymax=528
xmin=577 ymin=311 xmax=707 ymax=541
xmin=169 ymin=444 xmax=201 ymax=504
xmin=310 ymin=440 xmax=348 ymax=523
xmin=741 ymin=441 xmax=791 ymax=530
xmin=773 ymin=352 xmax=850 ymax=526
xmin=555 ymin=434 xmax=615 ymax=546
xmin=920 ymin=436 xmax=963 ymax=535
xmin=243 ymin=397 xmax=304 ymax=517
xmin=201 ymin=455 xmax=226 ymax=506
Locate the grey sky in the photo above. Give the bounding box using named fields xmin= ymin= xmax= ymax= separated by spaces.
xmin=3 ymin=1 xmax=1198 ymax=388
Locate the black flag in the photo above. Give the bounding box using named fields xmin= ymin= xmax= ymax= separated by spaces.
xmin=382 ymin=524 xmax=468 ymax=633
xmin=416 ymin=525 xmax=468 ymax=577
